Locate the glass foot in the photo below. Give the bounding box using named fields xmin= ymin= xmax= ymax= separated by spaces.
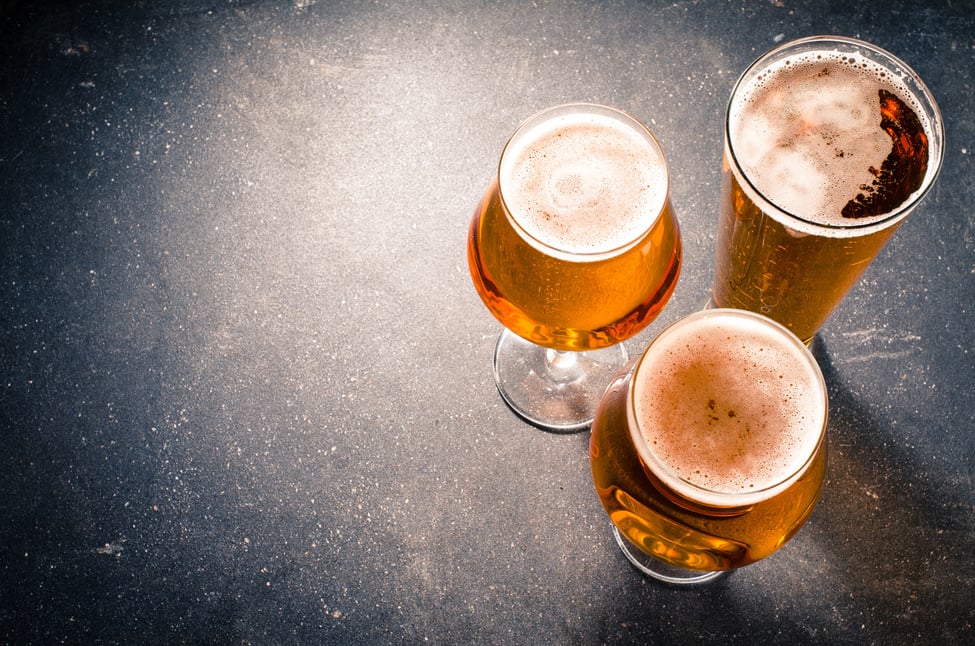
xmin=493 ymin=329 xmax=627 ymax=433
xmin=612 ymin=526 xmax=727 ymax=585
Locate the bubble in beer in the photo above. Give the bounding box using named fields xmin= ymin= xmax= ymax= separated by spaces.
xmin=631 ymin=312 xmax=825 ymax=507
xmin=730 ymin=49 xmax=930 ymax=226
xmin=500 ymin=110 xmax=668 ymax=256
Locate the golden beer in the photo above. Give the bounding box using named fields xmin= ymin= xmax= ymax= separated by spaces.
xmin=713 ymin=36 xmax=943 ymax=344
xmin=590 ymin=309 xmax=828 ymax=574
xmin=468 ymin=105 xmax=681 ymax=352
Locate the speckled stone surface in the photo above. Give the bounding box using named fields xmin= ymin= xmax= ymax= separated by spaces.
xmin=2 ymin=1 xmax=973 ymax=643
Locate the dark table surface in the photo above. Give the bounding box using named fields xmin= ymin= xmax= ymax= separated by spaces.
xmin=2 ymin=1 xmax=973 ymax=643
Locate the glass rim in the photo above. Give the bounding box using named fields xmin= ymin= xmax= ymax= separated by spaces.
xmin=626 ymin=308 xmax=829 ymax=509
xmin=725 ymin=34 xmax=945 ymax=233
xmin=496 ymin=102 xmax=671 ymax=261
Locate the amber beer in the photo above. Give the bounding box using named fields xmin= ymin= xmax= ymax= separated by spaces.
xmin=468 ymin=104 xmax=681 ymax=352
xmin=713 ymin=36 xmax=943 ymax=344
xmin=590 ymin=309 xmax=828 ymax=575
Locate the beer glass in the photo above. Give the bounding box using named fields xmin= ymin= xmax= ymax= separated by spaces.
xmin=468 ymin=104 xmax=681 ymax=432
xmin=712 ymin=36 xmax=944 ymax=344
xmin=590 ymin=309 xmax=828 ymax=584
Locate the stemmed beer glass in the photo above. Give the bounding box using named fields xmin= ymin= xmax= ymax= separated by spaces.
xmin=590 ymin=309 xmax=828 ymax=584
xmin=467 ymin=103 xmax=681 ymax=432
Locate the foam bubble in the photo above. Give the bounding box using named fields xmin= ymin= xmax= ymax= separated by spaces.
xmin=499 ymin=109 xmax=668 ymax=256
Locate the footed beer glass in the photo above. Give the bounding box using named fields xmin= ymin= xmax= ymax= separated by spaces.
xmin=590 ymin=309 xmax=828 ymax=584
xmin=468 ymin=103 xmax=681 ymax=432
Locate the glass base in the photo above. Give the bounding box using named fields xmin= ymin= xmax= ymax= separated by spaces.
xmin=612 ymin=526 xmax=727 ymax=585
xmin=493 ymin=329 xmax=627 ymax=433
xmin=704 ymin=296 xmax=818 ymax=347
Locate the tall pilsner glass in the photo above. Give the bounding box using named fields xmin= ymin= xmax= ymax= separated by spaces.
xmin=712 ymin=36 xmax=944 ymax=344
xmin=590 ymin=309 xmax=828 ymax=584
xmin=468 ymin=103 xmax=681 ymax=432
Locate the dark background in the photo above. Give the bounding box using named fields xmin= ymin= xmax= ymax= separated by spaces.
xmin=2 ymin=1 xmax=973 ymax=643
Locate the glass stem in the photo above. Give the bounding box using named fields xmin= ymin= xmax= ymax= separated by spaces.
xmin=545 ymin=348 xmax=581 ymax=382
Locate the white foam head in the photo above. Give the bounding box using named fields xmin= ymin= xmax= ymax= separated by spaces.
xmin=629 ymin=309 xmax=827 ymax=508
xmin=728 ymin=44 xmax=936 ymax=231
xmin=499 ymin=104 xmax=669 ymax=258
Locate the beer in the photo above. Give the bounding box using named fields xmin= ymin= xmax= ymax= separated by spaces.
xmin=468 ymin=104 xmax=681 ymax=352
xmin=590 ymin=309 xmax=828 ymax=573
xmin=712 ymin=37 xmax=943 ymax=344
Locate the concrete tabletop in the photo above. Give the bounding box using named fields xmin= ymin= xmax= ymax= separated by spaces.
xmin=2 ymin=1 xmax=973 ymax=643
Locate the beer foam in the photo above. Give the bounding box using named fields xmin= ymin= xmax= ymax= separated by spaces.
xmin=730 ymin=50 xmax=929 ymax=228
xmin=631 ymin=310 xmax=826 ymax=507
xmin=499 ymin=109 xmax=668 ymax=256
